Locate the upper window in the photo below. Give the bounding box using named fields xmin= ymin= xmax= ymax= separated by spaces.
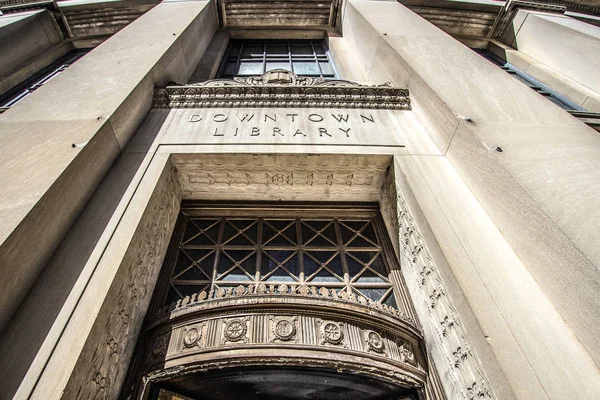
xmin=218 ymin=39 xmax=337 ymax=79
xmin=473 ymin=48 xmax=584 ymax=112
xmin=0 ymin=48 xmax=90 ymax=113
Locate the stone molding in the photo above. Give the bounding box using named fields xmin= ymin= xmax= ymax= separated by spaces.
xmin=153 ymin=70 xmax=411 ymax=110
xmin=395 ymin=191 xmax=494 ymax=399
xmin=172 ymin=154 xmax=391 ymax=202
xmin=61 ymin=163 xmax=181 ymax=400
xmin=488 ymin=0 xmax=567 ymax=39
xmin=136 ymin=286 xmax=427 ymax=397
xmin=155 ymin=282 xmax=418 ymax=329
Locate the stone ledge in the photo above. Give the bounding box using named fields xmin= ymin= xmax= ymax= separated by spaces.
xmin=153 ymin=70 xmax=411 ymax=110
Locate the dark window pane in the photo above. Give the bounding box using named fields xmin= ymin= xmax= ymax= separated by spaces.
xmin=308 ymin=268 xmax=341 ymax=283
xmin=346 ymin=255 xmax=364 ymax=278
xmin=223 ymin=62 xmax=237 ymax=75
xmin=217 ymin=253 xmax=235 ymax=277
xmin=267 ymin=43 xmax=288 ymax=56
xmin=303 ymin=254 xmax=320 ymax=277
xmin=293 ymin=62 xmax=320 ymax=76
xmin=291 ymin=44 xmax=313 ymax=55
xmin=356 ymin=288 xmax=388 ymax=302
xmin=319 ymin=62 xmax=334 ymax=76
xmin=241 ymin=45 xmax=263 ymax=58
xmin=361 ymin=222 xmax=378 ymax=244
xmin=355 ymin=269 xmax=385 ymax=284
xmin=384 ymin=292 xmax=398 ymax=308
xmin=266 ymin=62 xmax=291 ymax=72
xmin=183 ymin=219 xmax=220 ymax=245
xmin=238 ymin=62 xmax=263 ymax=75
xmin=283 ymin=253 xmax=301 ymax=278
xmin=349 ymin=251 xmax=379 ymax=264
xmin=313 ymin=43 xmax=326 ymax=55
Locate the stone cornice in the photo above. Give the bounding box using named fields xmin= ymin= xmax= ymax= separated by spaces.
xmin=152 ymin=282 xmax=420 ymax=332
xmin=488 ymin=0 xmax=567 ymax=39
xmin=153 ymin=70 xmax=411 ymax=110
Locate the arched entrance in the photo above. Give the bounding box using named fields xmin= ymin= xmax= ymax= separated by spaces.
xmin=151 ymin=367 xmax=421 ymax=400
xmin=123 ymin=203 xmax=428 ymax=399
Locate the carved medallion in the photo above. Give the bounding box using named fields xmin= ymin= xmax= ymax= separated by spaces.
xmin=321 ymin=322 xmax=344 ymax=345
xmin=224 ymin=319 xmax=247 ymax=342
xmin=152 ymin=335 xmax=168 ymax=357
xmin=183 ymin=327 xmax=201 ymax=348
xmin=399 ymin=343 xmax=416 ymax=364
xmin=274 ymin=319 xmax=297 ymax=341
xmin=364 ymin=330 xmax=385 ymax=353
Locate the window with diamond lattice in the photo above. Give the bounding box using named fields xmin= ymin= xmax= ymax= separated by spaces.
xmin=164 ymin=212 xmax=397 ymax=308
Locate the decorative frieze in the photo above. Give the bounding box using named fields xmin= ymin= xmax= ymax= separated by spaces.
xmin=137 ymin=275 xmax=427 ymax=395
xmin=172 ymin=154 xmax=390 ymax=201
xmin=158 ymin=282 xmax=417 ymax=328
xmin=145 ymin=306 xmax=422 ymax=379
xmin=153 ymin=70 xmax=410 ymax=110
xmin=395 ymin=191 xmax=494 ymax=398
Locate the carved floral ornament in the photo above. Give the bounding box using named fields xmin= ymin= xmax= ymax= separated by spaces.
xmin=153 ymin=69 xmax=410 ymax=110
xmin=396 ymin=191 xmax=494 ymax=398
xmin=143 ymin=297 xmax=425 ymax=390
xmin=156 ymin=282 xmax=417 ymax=328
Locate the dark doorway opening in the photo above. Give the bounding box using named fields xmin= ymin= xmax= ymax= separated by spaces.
xmin=151 ymin=366 xmax=420 ymax=400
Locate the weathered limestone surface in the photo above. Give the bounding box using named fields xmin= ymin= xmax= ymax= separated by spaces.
xmin=487 ymin=39 xmax=600 ymax=112
xmin=334 ymin=0 xmax=600 ymax=398
xmin=0 ymin=10 xmax=65 ymax=95
xmin=0 ymin=0 xmax=217 ymax=335
xmin=508 ymin=10 xmax=600 ymax=96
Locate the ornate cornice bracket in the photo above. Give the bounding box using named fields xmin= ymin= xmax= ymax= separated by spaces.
xmin=153 ymin=70 xmax=411 ymax=110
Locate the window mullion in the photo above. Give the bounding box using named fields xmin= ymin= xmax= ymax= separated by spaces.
xmin=333 ymin=219 xmax=350 ymax=294
xmin=288 ymin=40 xmax=293 ymax=74
xmin=262 ymin=41 xmax=267 ymax=74
xmin=311 ymin=41 xmax=324 ymax=78
xmin=297 ymin=218 xmax=305 ymax=283
xmin=210 ymin=217 xmax=226 ymax=292
xmin=255 ymin=218 xmax=263 ymax=283
xmin=235 ymin=44 xmax=243 ymax=76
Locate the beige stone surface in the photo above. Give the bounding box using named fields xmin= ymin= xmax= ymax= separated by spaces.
xmin=511 ymin=11 xmax=600 ymax=95
xmin=0 ymin=0 xmax=217 ymax=335
xmin=397 ymin=153 xmax=600 ymax=398
xmin=0 ymin=10 xmax=63 ymax=95
xmin=127 ymin=108 xmax=440 ymax=156
xmin=340 ymin=1 xmax=600 ymax=398
xmin=488 ymin=40 xmax=600 ymax=112
xmin=0 ymin=151 xmax=146 ymax=399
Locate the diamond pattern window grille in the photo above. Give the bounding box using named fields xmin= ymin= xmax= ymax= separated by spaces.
xmin=166 ymin=215 xmax=397 ymax=307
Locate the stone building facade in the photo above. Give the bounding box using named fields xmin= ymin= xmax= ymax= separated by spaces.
xmin=1 ymin=0 xmax=600 ymax=399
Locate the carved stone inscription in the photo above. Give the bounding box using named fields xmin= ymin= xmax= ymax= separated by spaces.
xmin=159 ymin=109 xmax=407 ymax=147
xmin=187 ymin=111 xmax=378 ymax=139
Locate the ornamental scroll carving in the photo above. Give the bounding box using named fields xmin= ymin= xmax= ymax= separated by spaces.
xmin=63 ymin=165 xmax=180 ymax=400
xmin=153 ymin=69 xmax=410 ymax=110
xmin=395 ymin=191 xmax=494 ymax=399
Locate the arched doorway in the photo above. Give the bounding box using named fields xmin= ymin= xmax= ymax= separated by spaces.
xmin=123 ymin=203 xmax=429 ymax=400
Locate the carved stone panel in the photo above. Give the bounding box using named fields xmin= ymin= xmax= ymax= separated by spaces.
xmin=137 ymin=291 xmax=427 ymax=395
